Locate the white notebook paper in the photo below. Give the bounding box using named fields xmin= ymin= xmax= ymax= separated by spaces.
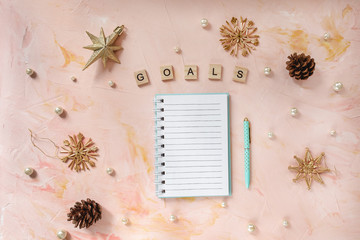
xmin=154 ymin=93 xmax=231 ymax=198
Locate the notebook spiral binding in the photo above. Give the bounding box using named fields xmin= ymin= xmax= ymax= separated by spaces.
xmin=154 ymin=97 xmax=166 ymax=196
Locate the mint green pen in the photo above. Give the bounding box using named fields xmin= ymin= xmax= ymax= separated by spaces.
xmin=244 ymin=118 xmax=251 ymax=189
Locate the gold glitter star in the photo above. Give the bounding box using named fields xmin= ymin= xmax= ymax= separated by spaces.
xmin=288 ymin=148 xmax=330 ymax=190
xmin=83 ymin=25 xmax=124 ymax=70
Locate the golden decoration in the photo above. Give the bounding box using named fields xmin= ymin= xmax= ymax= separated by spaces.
xmin=288 ymin=148 xmax=330 ymax=190
xmin=83 ymin=25 xmax=124 ymax=70
xmin=219 ymin=17 xmax=259 ymax=57
xmin=60 ymin=133 xmax=99 ymax=172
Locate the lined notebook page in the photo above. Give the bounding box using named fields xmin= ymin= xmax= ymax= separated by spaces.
xmin=154 ymin=93 xmax=230 ymax=198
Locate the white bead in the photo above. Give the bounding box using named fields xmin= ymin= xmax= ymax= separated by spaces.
xmin=200 ymin=18 xmax=209 ymax=28
xmin=174 ymin=46 xmax=181 ymax=53
xmin=71 ymin=76 xmax=77 ymax=82
xmin=106 ymin=167 xmax=114 ymax=175
xmin=108 ymin=80 xmax=115 ymax=87
xmin=26 ymin=68 xmax=34 ymax=76
xmin=220 ymin=202 xmax=227 ymax=208
xmin=24 ymin=167 xmax=34 ymax=176
xmin=57 ymin=230 xmax=67 ymax=239
xmin=282 ymin=220 xmax=289 ymax=227
xmin=330 ymin=130 xmax=336 ymax=136
xmin=169 ymin=215 xmax=177 ymax=222
xmin=248 ymin=223 xmax=256 ymax=233
xmin=290 ymin=108 xmax=298 ymax=117
xmin=55 ymin=107 xmax=64 ymax=115
xmin=264 ymin=67 xmax=271 ymax=75
xmin=268 ymin=132 xmax=274 ymax=139
xmin=323 ymin=32 xmax=330 ymax=41
xmin=333 ymin=82 xmax=343 ymax=92
xmin=121 ymin=217 xmax=129 ymax=225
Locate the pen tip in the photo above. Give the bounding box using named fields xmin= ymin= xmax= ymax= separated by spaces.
xmin=244 ymin=117 xmax=248 ymax=121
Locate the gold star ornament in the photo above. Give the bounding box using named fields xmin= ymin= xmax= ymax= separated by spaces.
xmin=288 ymin=148 xmax=330 ymax=190
xmin=83 ymin=25 xmax=124 ymax=70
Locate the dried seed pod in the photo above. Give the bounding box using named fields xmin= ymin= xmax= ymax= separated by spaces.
xmin=286 ymin=53 xmax=315 ymax=80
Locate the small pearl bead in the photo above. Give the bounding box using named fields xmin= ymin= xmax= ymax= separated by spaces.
xmin=24 ymin=167 xmax=34 ymax=176
xmin=55 ymin=107 xmax=64 ymax=115
xmin=268 ymin=132 xmax=274 ymax=139
xmin=26 ymin=68 xmax=34 ymax=76
xmin=108 ymin=80 xmax=115 ymax=87
xmin=121 ymin=217 xmax=129 ymax=225
xmin=200 ymin=18 xmax=209 ymax=28
xmin=174 ymin=46 xmax=181 ymax=53
xmin=169 ymin=215 xmax=177 ymax=222
xmin=330 ymin=130 xmax=336 ymax=136
xmin=290 ymin=108 xmax=298 ymax=117
xmin=71 ymin=76 xmax=77 ymax=82
xmin=282 ymin=220 xmax=289 ymax=228
xmin=248 ymin=223 xmax=256 ymax=233
xmin=106 ymin=167 xmax=114 ymax=175
xmin=333 ymin=82 xmax=343 ymax=92
xmin=323 ymin=32 xmax=330 ymax=41
xmin=56 ymin=230 xmax=67 ymax=239
xmin=220 ymin=202 xmax=227 ymax=208
xmin=264 ymin=67 xmax=271 ymax=75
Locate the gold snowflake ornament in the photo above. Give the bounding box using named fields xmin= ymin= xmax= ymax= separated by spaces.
xmin=83 ymin=25 xmax=124 ymax=70
xmin=288 ymin=148 xmax=330 ymax=190
xmin=60 ymin=133 xmax=99 ymax=172
xmin=219 ymin=17 xmax=259 ymax=57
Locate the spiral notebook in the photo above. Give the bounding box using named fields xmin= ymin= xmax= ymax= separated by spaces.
xmin=154 ymin=93 xmax=231 ymax=198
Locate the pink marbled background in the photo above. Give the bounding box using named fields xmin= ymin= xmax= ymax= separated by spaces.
xmin=0 ymin=0 xmax=360 ymax=239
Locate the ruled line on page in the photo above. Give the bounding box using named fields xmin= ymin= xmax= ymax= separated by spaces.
xmin=165 ymin=177 xmax=222 ymax=179
xmin=165 ymin=171 xmax=222 ymax=174
xmin=164 ymin=188 xmax=223 ymax=191
xmin=165 ymin=114 xmax=221 ymax=117
xmin=164 ymin=109 xmax=221 ymax=111
xmin=165 ymin=154 xmax=222 ymax=157
xmin=165 ymin=182 xmax=222 ymax=185
xmin=164 ymin=103 xmax=221 ymax=106
xmin=165 ymin=160 xmax=222 ymax=162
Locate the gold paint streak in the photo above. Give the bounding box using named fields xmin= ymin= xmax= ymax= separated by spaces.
xmin=289 ymin=30 xmax=309 ymax=53
xmin=122 ymin=123 xmax=152 ymax=173
xmin=178 ymin=197 xmax=196 ymax=202
xmin=54 ymin=178 xmax=69 ymax=198
xmin=342 ymin=4 xmax=353 ymax=18
xmin=319 ymin=15 xmax=351 ymax=61
xmin=266 ymin=27 xmax=309 ymax=53
xmin=29 ymin=229 xmax=35 ymax=237
xmin=142 ymin=214 xmax=201 ymax=239
xmin=71 ymin=97 xmax=94 ymax=111
xmin=31 ymin=202 xmax=45 ymax=217
xmin=54 ymin=39 xmax=85 ymax=67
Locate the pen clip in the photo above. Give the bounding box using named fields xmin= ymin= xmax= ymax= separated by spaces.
xmin=249 ymin=125 xmax=251 ymax=144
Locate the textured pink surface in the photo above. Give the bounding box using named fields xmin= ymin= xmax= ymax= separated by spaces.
xmin=0 ymin=0 xmax=360 ymax=239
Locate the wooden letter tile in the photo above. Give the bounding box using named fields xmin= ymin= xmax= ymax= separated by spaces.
xmin=233 ymin=66 xmax=248 ymax=83
xmin=184 ymin=65 xmax=198 ymax=80
xmin=160 ymin=65 xmax=174 ymax=81
xmin=134 ymin=69 xmax=149 ymax=86
xmin=208 ymin=64 xmax=222 ymax=80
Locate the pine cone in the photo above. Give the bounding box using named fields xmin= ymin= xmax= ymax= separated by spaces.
xmin=286 ymin=53 xmax=315 ymax=80
xmin=67 ymin=198 xmax=102 ymax=229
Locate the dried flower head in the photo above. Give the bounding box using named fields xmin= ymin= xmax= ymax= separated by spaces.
xmin=220 ymin=17 xmax=259 ymax=57
xmin=60 ymin=133 xmax=99 ymax=172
